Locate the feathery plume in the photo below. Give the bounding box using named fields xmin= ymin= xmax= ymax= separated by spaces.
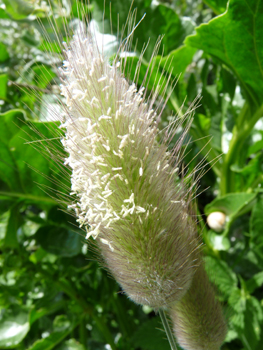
xmin=168 ymin=263 xmax=227 ymax=350
xmin=54 ymin=13 xmax=201 ymax=308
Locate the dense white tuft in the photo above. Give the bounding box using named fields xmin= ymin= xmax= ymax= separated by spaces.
xmin=50 ymin=18 xmax=201 ymax=308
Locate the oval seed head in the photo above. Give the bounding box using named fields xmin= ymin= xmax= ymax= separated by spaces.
xmin=168 ymin=263 xmax=227 ymax=350
xmin=59 ymin=22 xmax=200 ymax=308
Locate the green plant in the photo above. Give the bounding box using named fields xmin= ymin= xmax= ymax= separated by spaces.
xmin=0 ymin=0 xmax=263 ymax=349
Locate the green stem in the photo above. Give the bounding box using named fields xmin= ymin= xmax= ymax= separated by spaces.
xmin=159 ymin=308 xmax=178 ymax=350
xmin=0 ymin=191 xmax=58 ymax=204
xmin=195 ymin=206 xmax=217 ymax=255
xmin=220 ymin=103 xmax=263 ymax=195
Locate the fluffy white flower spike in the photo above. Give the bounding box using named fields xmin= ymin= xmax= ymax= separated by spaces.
xmin=57 ymin=19 xmax=201 ymax=309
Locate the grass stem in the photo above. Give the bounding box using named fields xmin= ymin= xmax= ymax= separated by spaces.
xmin=159 ymin=308 xmax=178 ymax=350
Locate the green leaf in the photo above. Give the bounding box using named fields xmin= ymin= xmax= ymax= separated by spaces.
xmin=0 ymin=109 xmax=26 ymax=192
xmin=131 ymin=316 xmax=170 ymax=350
xmin=186 ymin=73 xmax=197 ymax=102
xmin=4 ymin=204 xmax=22 ymax=248
xmin=204 ymin=255 xmax=238 ymax=298
xmin=55 ymin=339 xmax=85 ymax=350
xmin=250 ymin=196 xmax=263 ymax=237
xmin=96 ymin=1 xmax=195 ymax=60
xmin=207 ymin=231 xmax=230 ymax=251
xmin=155 ymin=45 xmax=197 ymax=78
xmin=185 ymin=0 xmax=263 ymax=107
xmin=219 ymin=67 xmax=236 ymax=100
xmin=0 ymin=116 xmax=69 ymax=207
xmin=2 ymin=0 xmax=34 ymax=19
xmin=231 ymin=154 xmax=263 ymax=190
xmin=0 ymin=8 xmax=10 ymax=19
xmin=0 ymin=43 xmax=9 ymax=63
xmin=28 ymin=316 xmax=78 ymax=350
xmin=248 ymin=137 xmax=263 ymax=156
xmin=29 ymin=301 xmax=66 ymax=325
xmin=250 ymin=196 xmax=263 ymax=262
xmin=246 ymin=271 xmax=263 ymax=294
xmin=0 ymin=308 xmax=30 ymax=348
xmin=228 ymin=288 xmax=246 ymax=330
xmin=29 ymin=247 xmax=57 ymax=264
xmin=125 ymin=45 xmax=196 ymax=97
xmin=203 ymin=0 xmax=228 ymax=14
xmin=32 ymin=65 xmax=56 ymax=89
xmin=0 ymin=74 xmax=8 ymax=100
xmin=35 ymin=225 xmax=82 ymax=257
xmin=205 ymin=192 xmax=257 ymax=217
xmin=241 ymin=297 xmax=263 ymax=349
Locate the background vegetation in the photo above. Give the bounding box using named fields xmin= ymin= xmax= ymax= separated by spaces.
xmin=0 ymin=0 xmax=263 ymax=349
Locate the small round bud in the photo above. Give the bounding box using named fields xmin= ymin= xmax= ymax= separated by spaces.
xmin=207 ymin=212 xmax=226 ymax=232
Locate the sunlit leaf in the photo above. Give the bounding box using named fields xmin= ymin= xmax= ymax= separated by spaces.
xmin=186 ymin=0 xmax=263 ymax=107
xmin=0 ymin=308 xmax=30 ymax=348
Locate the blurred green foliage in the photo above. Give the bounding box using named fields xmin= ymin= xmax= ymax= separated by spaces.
xmin=0 ymin=0 xmax=263 ymax=349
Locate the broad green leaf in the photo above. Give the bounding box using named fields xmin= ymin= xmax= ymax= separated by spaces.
xmin=2 ymin=0 xmax=34 ymax=19
xmin=185 ymin=0 xmax=263 ymax=107
xmin=131 ymin=316 xmax=170 ymax=350
xmin=125 ymin=45 xmax=196 ymax=97
xmin=246 ymin=271 xmax=263 ymax=294
xmin=241 ymin=297 xmax=263 ymax=349
xmin=0 ymin=308 xmax=30 ymax=348
xmin=155 ymin=45 xmax=197 ymax=78
xmin=207 ymin=231 xmax=230 ymax=251
xmin=203 ymin=0 xmax=228 ymax=14
xmin=219 ymin=67 xmax=236 ymax=100
xmin=250 ymin=196 xmax=263 ymax=262
xmin=0 ymin=8 xmax=10 ymax=18
xmin=0 ymin=110 xmax=25 ymax=192
xmin=228 ymin=288 xmax=263 ymax=349
xmin=231 ymin=154 xmax=263 ymax=190
xmin=35 ymin=225 xmax=82 ymax=257
xmin=0 ymin=43 xmax=9 ymax=62
xmin=228 ymin=288 xmax=246 ymax=326
xmin=204 ymin=255 xmax=238 ymax=298
xmin=28 ymin=316 xmax=77 ymax=350
xmin=205 ymin=192 xmax=257 ymax=217
xmin=0 ymin=118 xmax=68 ymax=206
